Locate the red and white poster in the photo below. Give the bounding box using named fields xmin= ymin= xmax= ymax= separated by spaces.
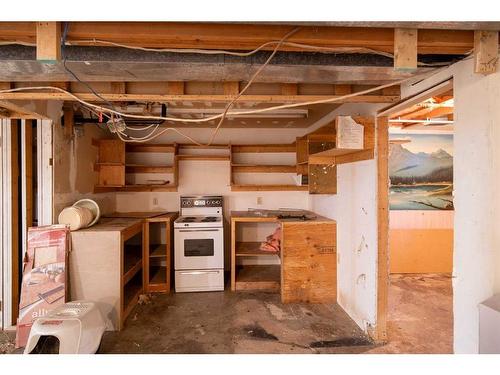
xmin=15 ymin=225 xmax=70 ymax=348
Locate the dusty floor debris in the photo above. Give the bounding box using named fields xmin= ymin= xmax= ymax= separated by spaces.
xmin=0 ymin=274 xmax=453 ymax=354
xmin=367 ymin=274 xmax=453 ymax=354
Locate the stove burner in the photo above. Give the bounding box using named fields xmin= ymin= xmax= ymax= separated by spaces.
xmin=181 ymin=217 xmax=196 ymax=222
xmin=201 ymin=216 xmax=218 ymax=222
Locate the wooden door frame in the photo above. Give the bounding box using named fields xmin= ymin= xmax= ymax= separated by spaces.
xmin=373 ymin=78 xmax=454 ymax=343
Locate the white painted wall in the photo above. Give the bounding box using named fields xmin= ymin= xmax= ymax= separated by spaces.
xmin=401 ymin=58 xmax=500 ymax=353
xmin=309 ymin=103 xmax=383 ymax=332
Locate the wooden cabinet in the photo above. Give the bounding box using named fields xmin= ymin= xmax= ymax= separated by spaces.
xmin=70 ymin=218 xmax=144 ymax=330
xmin=143 ymin=213 xmax=178 ymax=293
xmin=93 ymin=140 xmax=179 ymax=192
xmin=230 ymin=211 xmax=337 ymax=303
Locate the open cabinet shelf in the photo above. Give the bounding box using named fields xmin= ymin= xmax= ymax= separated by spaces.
xmin=234 ymin=265 xmax=281 ymax=292
xmin=93 ymin=140 xmax=179 ymax=192
xmin=235 ymin=241 xmax=280 ymax=257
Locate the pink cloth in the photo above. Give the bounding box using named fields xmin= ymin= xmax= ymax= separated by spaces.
xmin=259 ymin=227 xmax=281 ymax=253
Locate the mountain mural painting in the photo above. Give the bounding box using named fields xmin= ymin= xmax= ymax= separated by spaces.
xmin=389 ymin=133 xmax=453 ymax=210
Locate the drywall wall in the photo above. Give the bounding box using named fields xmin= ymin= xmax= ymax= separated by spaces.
xmin=51 ymin=102 xmax=116 ymax=219
xmin=401 ymin=58 xmax=500 ymax=353
xmin=308 ymin=103 xmax=382 ymax=332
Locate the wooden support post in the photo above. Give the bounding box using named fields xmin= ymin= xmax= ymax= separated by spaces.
xmin=474 ymin=30 xmax=499 ymax=75
xmin=373 ymin=116 xmax=389 ymax=343
xmin=36 ymin=22 xmax=61 ymax=62
xmin=24 ymin=120 xmax=34 ymax=228
xmin=63 ymin=104 xmax=74 ymax=139
xmin=281 ymin=83 xmax=298 ymax=96
xmin=10 ymin=120 xmax=20 ymax=323
xmin=394 ymin=28 xmax=418 ymax=71
xmin=223 ymin=81 xmax=240 ymax=96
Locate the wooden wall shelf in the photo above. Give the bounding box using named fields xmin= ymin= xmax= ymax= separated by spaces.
xmin=231 ymin=164 xmax=296 ymax=173
xmin=177 ymin=154 xmax=230 ymax=161
xmin=231 ymin=184 xmax=309 ymax=192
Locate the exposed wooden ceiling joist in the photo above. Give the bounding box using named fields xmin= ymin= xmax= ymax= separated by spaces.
xmin=0 ymin=22 xmax=491 ymax=55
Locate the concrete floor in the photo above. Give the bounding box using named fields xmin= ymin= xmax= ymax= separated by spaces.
xmin=368 ymin=274 xmax=453 ymax=354
xmin=1 ymin=274 xmax=453 ymax=354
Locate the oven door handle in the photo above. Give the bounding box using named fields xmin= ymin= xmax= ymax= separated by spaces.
xmin=179 ymin=270 xmax=221 ymax=275
xmin=178 ymin=229 xmax=220 ymax=232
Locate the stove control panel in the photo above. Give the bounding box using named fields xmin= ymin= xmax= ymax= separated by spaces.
xmin=180 ymin=196 xmax=223 ymax=208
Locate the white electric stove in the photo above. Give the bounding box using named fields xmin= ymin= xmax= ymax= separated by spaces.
xmin=174 ymin=195 xmax=224 ymax=292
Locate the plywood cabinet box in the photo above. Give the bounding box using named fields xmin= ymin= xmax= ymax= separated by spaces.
xmin=70 ymin=218 xmax=144 ymax=331
xmin=231 ymin=211 xmax=337 ymax=303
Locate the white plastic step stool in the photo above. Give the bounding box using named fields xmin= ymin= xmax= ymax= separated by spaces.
xmin=24 ymin=301 xmax=106 ymax=354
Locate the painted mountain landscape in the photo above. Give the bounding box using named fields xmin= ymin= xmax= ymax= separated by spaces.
xmin=389 ymin=134 xmax=453 ymax=210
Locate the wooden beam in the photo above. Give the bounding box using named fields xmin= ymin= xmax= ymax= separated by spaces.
xmin=168 ymin=81 xmax=185 ymax=95
xmin=10 ymin=119 xmax=20 ymax=323
xmin=0 ymin=92 xmax=399 ymax=104
xmin=334 ymin=84 xmax=352 ymax=95
xmin=0 ymin=22 xmax=489 ymax=55
xmin=223 ymin=81 xmax=240 ymax=96
xmin=474 ymin=30 xmax=499 ymax=75
xmin=373 ymin=116 xmax=389 ymax=343
xmin=63 ymin=104 xmax=74 ymax=139
xmin=281 ymin=83 xmax=298 ymax=96
xmin=0 ymin=100 xmax=47 ymax=119
xmin=36 ymin=22 xmax=61 ymax=62
xmin=110 ymin=82 xmax=127 ymax=94
xmin=394 ymin=28 xmax=418 ymax=71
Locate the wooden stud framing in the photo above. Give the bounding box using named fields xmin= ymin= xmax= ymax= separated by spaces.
xmin=373 ymin=116 xmax=389 ymax=343
xmin=63 ymin=104 xmax=74 ymax=140
xmin=36 ymin=22 xmax=61 ymax=62
xmin=394 ymin=28 xmax=418 ymax=71
xmin=10 ymin=120 xmax=20 ymax=323
xmin=474 ymin=30 xmax=499 ymax=75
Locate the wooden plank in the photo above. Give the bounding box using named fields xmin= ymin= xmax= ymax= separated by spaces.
xmin=223 ymin=81 xmax=240 ymax=95
xmin=374 ymin=116 xmax=389 ymax=343
xmin=63 ymin=104 xmax=74 ymax=139
xmin=281 ymin=221 xmax=337 ymax=303
xmin=0 ymin=92 xmax=400 ymax=104
xmin=95 ymin=184 xmax=178 ymax=193
xmin=231 ymin=164 xmax=296 ymax=173
xmin=36 ymin=22 xmax=61 ymax=62
xmin=394 ymin=28 xmax=418 ymax=71
xmin=231 ymin=184 xmax=308 ymax=192
xmin=231 ymin=218 xmax=236 ymax=291
xmin=389 ymin=229 xmax=453 ymax=274
xmin=308 ymin=164 xmax=337 ymax=194
xmin=296 ymin=138 xmax=308 ymax=165
xmin=110 ymin=82 xmax=127 ymax=94
xmin=24 ymin=120 xmax=33 ymax=228
xmin=126 ymin=143 xmax=175 ymax=153
xmin=232 ymin=144 xmax=296 ymax=153
xmin=334 ymin=84 xmax=352 ymax=95
xmin=168 ymin=81 xmax=185 ymax=95
xmin=235 ymin=265 xmax=281 ymax=292
xmin=10 ymin=120 xmax=20 ymax=323
xmin=177 ymin=155 xmax=230 ymax=161
xmin=474 ymin=30 xmax=499 ymax=74
xmin=281 ymin=83 xmax=298 ymax=96
xmin=125 ymin=165 xmax=174 ymax=174
xmin=98 ymin=139 xmax=125 ymax=163
xmin=98 ymin=165 xmax=125 ymax=186
xmin=235 ymin=242 xmax=279 ymax=257
xmin=0 ymin=22 xmax=488 ymax=54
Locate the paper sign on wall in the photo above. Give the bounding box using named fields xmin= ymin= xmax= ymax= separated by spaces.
xmin=336 ymin=116 xmax=364 ymax=149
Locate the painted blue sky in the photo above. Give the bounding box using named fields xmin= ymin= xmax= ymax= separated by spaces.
xmin=389 ymin=133 xmax=453 ymax=155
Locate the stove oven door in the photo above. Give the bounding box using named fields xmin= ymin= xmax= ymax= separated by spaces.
xmin=174 ymin=227 xmax=224 ymax=270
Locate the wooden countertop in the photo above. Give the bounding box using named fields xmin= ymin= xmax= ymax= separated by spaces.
xmin=74 ymin=217 xmax=143 ymax=232
xmin=231 ymin=210 xmax=335 ymax=223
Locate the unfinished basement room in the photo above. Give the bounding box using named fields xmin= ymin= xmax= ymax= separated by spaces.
xmin=1 ymin=2 xmax=500 ymax=373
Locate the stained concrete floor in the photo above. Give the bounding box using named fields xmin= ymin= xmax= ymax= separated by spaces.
xmin=1 ymin=274 xmax=453 ymax=354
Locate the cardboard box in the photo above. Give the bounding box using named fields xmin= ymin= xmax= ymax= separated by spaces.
xmin=15 ymin=225 xmax=70 ymax=348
